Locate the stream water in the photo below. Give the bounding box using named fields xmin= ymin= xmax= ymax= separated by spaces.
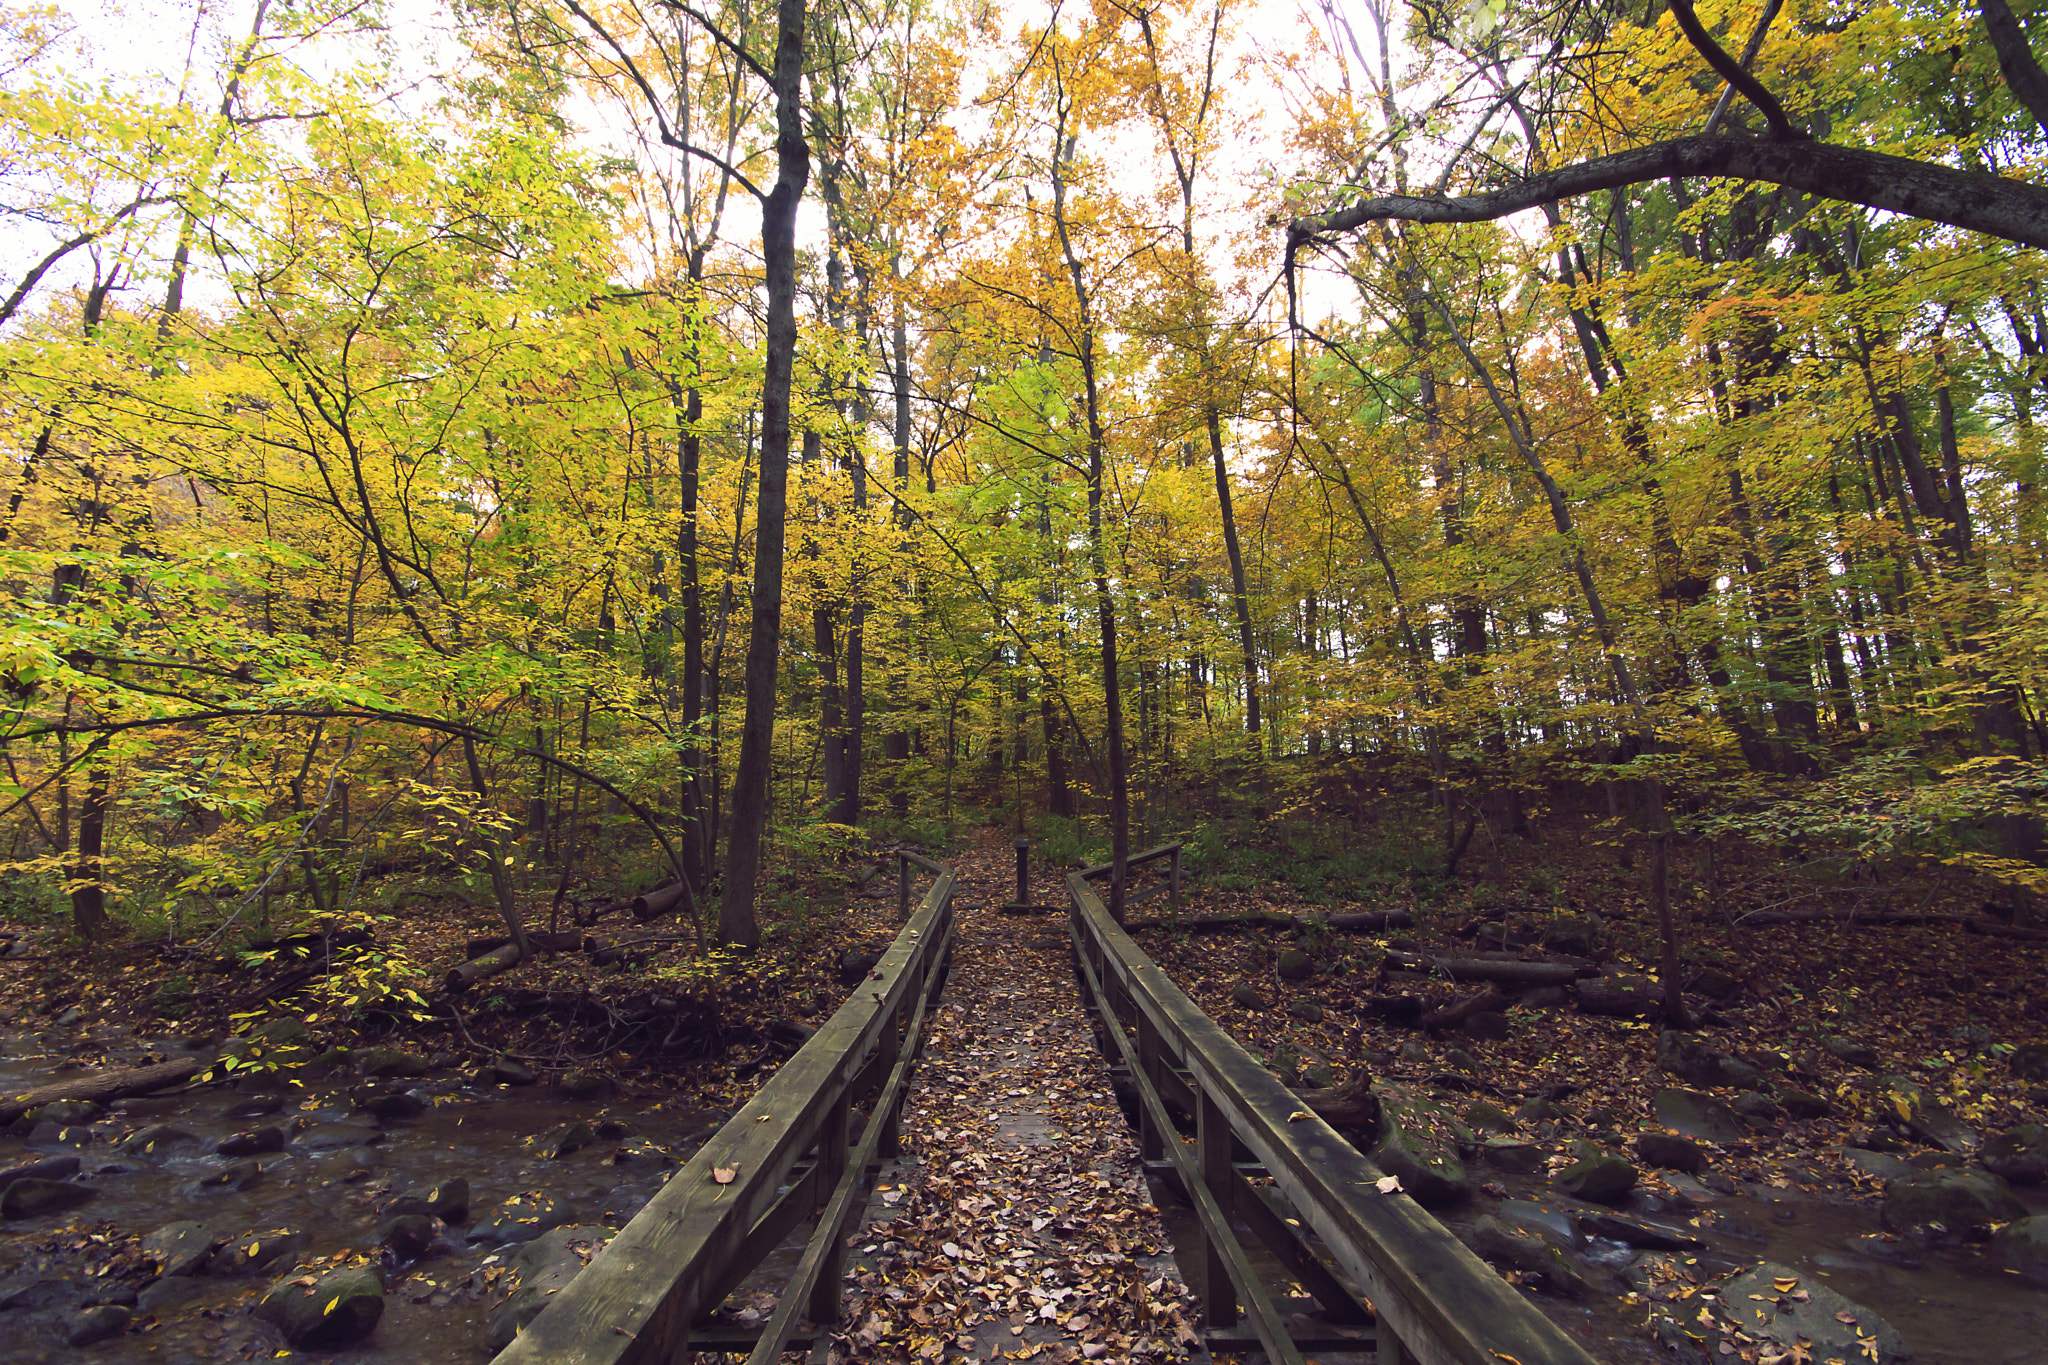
xmin=0 ymin=1021 xmax=717 ymax=1363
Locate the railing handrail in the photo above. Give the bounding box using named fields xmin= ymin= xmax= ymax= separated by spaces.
xmin=1078 ymin=840 xmax=1183 ymax=880
xmin=1067 ymin=872 xmax=1597 ymax=1365
xmin=493 ymin=866 xmax=956 ymax=1364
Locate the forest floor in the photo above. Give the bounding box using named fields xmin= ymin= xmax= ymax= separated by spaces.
xmin=1 ymin=807 xmax=2045 ymax=1363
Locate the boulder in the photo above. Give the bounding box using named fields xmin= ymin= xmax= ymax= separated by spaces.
xmin=1468 ymin=1215 xmax=1601 ymax=1296
xmin=19 ymin=1100 xmax=102 ymax=1127
xmin=1656 ymin=1030 xmax=1765 ymax=1090
xmin=608 ymin=1138 xmax=677 ymax=1170
xmin=1575 ymin=1210 xmax=1700 ymax=1250
xmin=1983 ymin=1123 xmax=2048 ymax=1185
xmin=141 ymin=1221 xmax=219 ymax=1277
xmin=379 ymin=1214 xmax=436 ymax=1262
xmin=1635 ymin=1132 xmax=1707 ymax=1174
xmin=836 ymin=948 xmax=881 ymax=986
xmin=468 ymin=1194 xmax=573 ymax=1246
xmin=1368 ymin=1092 xmax=1470 ymax=1207
xmin=1276 ymin=949 xmax=1313 ymax=981
xmin=384 ymin=1176 xmax=470 ymax=1222
xmin=216 ymin=1126 xmax=285 ymax=1157
xmin=1286 ymin=998 xmax=1324 ymax=1023
xmin=63 ymin=1303 xmax=130 ymax=1346
xmin=1881 ymin=1168 xmax=2025 ymax=1237
xmin=1825 ymin=1036 xmax=1882 ymax=1070
xmin=1651 ymin=1089 xmax=1746 ymax=1144
xmin=253 ymin=1264 xmax=384 ymax=1348
xmin=1479 ymin=1138 xmax=1545 ymax=1174
xmin=1463 ymin=1101 xmax=1516 ymax=1134
xmin=1462 ymin=1012 xmax=1512 ymax=1041
xmin=1839 ymin=1147 xmax=1913 ymax=1182
xmin=484 ymin=1225 xmax=615 ymax=1351
xmin=1715 ymin=1263 xmax=1906 ymax=1365
xmin=0 ymin=1155 xmax=80 ymax=1192
xmin=1778 ymin=1089 xmax=1834 ymax=1120
xmin=2008 ymin=1042 xmax=2048 ymax=1082
xmin=554 ymin=1070 xmax=615 ymax=1102
xmin=1989 ymin=1215 xmax=2048 ymax=1285
xmin=0 ymin=1177 xmax=95 ymax=1218
xmin=357 ymin=1048 xmax=429 ymax=1079
xmin=491 ymin=1056 xmax=538 ymax=1086
xmin=1731 ymin=1093 xmax=1782 ymax=1124
xmin=1541 ymin=917 xmax=1599 ymax=956
xmin=1229 ymin=981 xmax=1268 ymax=1010
xmin=529 ymin=1122 xmax=595 ymax=1160
xmin=1555 ymin=1153 xmax=1637 ymax=1205
xmin=363 ymin=1091 xmax=425 ymax=1124
xmin=0 ymin=1272 xmax=76 ymax=1312
xmin=1879 ymin=1076 xmax=1979 ymax=1153
xmin=207 ymin=1228 xmax=310 ymax=1277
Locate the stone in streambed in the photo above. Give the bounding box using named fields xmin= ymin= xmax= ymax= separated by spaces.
xmin=1824 ymin=1036 xmax=1882 ymax=1070
xmin=254 ymin=1264 xmax=384 ymax=1348
xmin=207 ymin=1228 xmax=310 ymax=1277
xmin=379 ymin=1214 xmax=437 ymax=1262
xmin=1368 ymin=1092 xmax=1468 ymax=1207
xmin=1276 ymin=949 xmax=1313 ymax=981
xmin=1286 ymin=998 xmax=1323 ymax=1023
xmin=383 ymin=1176 xmax=469 ymax=1223
xmin=141 ymin=1221 xmax=219 ymax=1277
xmin=215 ymin=1126 xmax=284 ymax=1157
xmin=198 ymin=1158 xmax=263 ymax=1192
xmin=490 ymin=1055 xmax=537 ymax=1086
xmin=1575 ymin=1210 xmax=1701 ymax=1250
xmin=0 ymin=1177 xmax=95 ymax=1218
xmin=63 ymin=1303 xmax=130 ymax=1346
xmin=1229 ymin=981 xmax=1268 ymax=1010
xmin=1652 ymin=1088 xmax=1746 ymax=1144
xmin=362 ymin=1091 xmax=425 ymax=1123
xmin=1878 ymin=1076 xmax=1979 ymax=1153
xmin=1990 ymin=1216 xmax=2048 ymax=1285
xmin=357 ymin=1047 xmax=429 ymax=1079
xmin=483 ymin=1225 xmax=615 ymax=1351
xmin=1635 ymin=1132 xmax=1706 ymax=1174
xmin=553 ymin=1070 xmax=614 ymax=1101
xmin=1480 ymin=1138 xmax=1545 ymax=1174
xmin=467 ymin=1193 xmax=573 ymax=1246
xmin=1656 ymin=1030 xmax=1765 ymax=1090
xmin=1716 ymin=1262 xmax=1906 ymax=1365
xmin=1555 ymin=1153 xmax=1637 ymax=1205
xmin=1467 ymin=1215 xmax=1601 ymax=1297
xmin=1463 ymin=1101 xmax=1516 ymax=1134
xmin=529 ymin=1121 xmax=595 ymax=1160
xmin=1982 ymin=1123 xmax=2048 ymax=1185
xmin=0 ymin=1154 xmax=80 ymax=1192
xmin=1881 ymin=1168 xmax=2024 ymax=1237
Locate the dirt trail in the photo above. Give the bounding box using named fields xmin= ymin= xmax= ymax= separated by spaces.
xmin=822 ymin=837 xmax=1207 ymax=1364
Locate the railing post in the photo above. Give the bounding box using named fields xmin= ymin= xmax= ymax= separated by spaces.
xmin=809 ymin=1093 xmax=850 ymax=1323
xmin=897 ymin=853 xmax=911 ymax=923
xmin=1014 ymin=837 xmax=1031 ymax=906
xmin=1196 ymin=1087 xmax=1237 ymax=1330
xmin=1136 ymin=1011 xmax=1163 ymax=1162
xmin=1170 ymin=845 xmax=1182 ymax=914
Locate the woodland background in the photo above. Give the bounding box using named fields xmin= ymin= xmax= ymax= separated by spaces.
xmin=2 ymin=0 xmax=2044 ymax=977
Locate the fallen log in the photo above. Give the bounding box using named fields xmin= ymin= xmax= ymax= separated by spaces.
xmin=462 ymin=931 xmax=585 ymax=958
xmin=1417 ymin=988 xmax=1511 ymax=1031
xmin=1322 ymin=910 xmax=1415 ymax=931
xmin=1124 ymin=911 xmax=1299 ymax=932
xmin=443 ymin=944 xmax=522 ymax=995
xmin=1574 ymin=976 xmax=1663 ymax=1018
xmin=588 ymin=935 xmax=693 ymax=968
xmin=1709 ymin=907 xmax=2048 ymax=942
xmin=0 ymin=1058 xmax=204 ymax=1124
xmin=630 ymin=880 xmax=695 ymax=923
xmin=1385 ymin=952 xmax=1581 ymax=986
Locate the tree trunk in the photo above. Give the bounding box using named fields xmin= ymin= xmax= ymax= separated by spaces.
xmin=717 ymin=0 xmax=809 ymax=949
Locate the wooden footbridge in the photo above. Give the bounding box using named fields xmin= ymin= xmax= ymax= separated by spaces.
xmin=490 ymin=850 xmax=1599 ymax=1365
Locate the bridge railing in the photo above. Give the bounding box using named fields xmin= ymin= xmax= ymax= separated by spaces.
xmin=493 ymin=853 xmax=955 ymax=1365
xmin=1067 ymin=870 xmax=1598 ymax=1365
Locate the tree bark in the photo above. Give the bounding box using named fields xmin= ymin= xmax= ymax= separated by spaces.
xmin=717 ymin=0 xmax=809 ymax=949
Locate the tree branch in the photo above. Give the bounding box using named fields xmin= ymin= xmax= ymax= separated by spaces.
xmin=1286 ymin=135 xmax=2048 ymax=251
xmin=1666 ymin=0 xmax=1801 ymax=141
xmin=1979 ymin=0 xmax=2048 ymax=140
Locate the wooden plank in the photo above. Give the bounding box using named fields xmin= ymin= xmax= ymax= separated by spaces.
xmin=492 ymin=873 xmax=953 ymax=1365
xmin=1079 ymin=841 xmax=1183 ymax=880
xmin=1068 ymin=873 xmax=1598 ymax=1365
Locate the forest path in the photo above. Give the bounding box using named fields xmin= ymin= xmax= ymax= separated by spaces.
xmin=822 ymin=833 xmax=1208 ymax=1364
